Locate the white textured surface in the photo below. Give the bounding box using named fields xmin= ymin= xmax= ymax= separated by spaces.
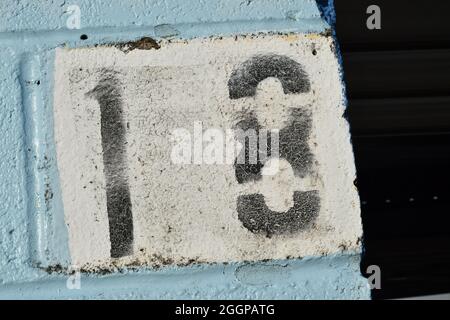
xmin=53 ymin=34 xmax=362 ymax=269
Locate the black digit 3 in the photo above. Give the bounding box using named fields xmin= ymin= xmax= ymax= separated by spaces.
xmin=228 ymin=54 xmax=321 ymax=236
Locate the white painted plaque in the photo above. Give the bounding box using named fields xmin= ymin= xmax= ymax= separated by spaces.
xmin=53 ymin=34 xmax=362 ymax=269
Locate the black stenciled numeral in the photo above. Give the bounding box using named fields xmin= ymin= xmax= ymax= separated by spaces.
xmin=228 ymin=54 xmax=321 ymax=236
xmin=86 ymin=70 xmax=133 ymax=258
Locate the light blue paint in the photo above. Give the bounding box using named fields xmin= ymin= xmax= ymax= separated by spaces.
xmin=0 ymin=19 xmax=329 ymax=51
xmin=0 ymin=254 xmax=369 ymax=299
xmin=0 ymin=0 xmax=323 ymax=33
xmin=0 ymin=0 xmax=370 ymax=299
xmin=20 ymin=52 xmax=71 ymax=268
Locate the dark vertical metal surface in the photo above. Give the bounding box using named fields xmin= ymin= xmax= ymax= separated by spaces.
xmin=334 ymin=0 xmax=450 ymax=299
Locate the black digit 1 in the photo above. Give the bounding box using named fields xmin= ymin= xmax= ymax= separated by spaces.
xmin=86 ymin=70 xmax=133 ymax=258
xmin=228 ymin=54 xmax=320 ymax=236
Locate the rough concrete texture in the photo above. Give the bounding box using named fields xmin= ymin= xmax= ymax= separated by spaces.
xmin=0 ymin=0 xmax=324 ymax=33
xmin=53 ymin=34 xmax=362 ymax=270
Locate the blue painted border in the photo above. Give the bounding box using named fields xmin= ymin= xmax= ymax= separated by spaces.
xmin=0 ymin=254 xmax=369 ymax=299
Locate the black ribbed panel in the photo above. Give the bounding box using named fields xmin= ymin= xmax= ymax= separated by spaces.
xmin=335 ymin=0 xmax=450 ymax=299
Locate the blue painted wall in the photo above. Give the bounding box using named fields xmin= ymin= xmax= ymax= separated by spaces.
xmin=0 ymin=0 xmax=370 ymax=299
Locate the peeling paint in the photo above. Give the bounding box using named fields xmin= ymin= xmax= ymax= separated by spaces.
xmin=117 ymin=37 xmax=161 ymax=53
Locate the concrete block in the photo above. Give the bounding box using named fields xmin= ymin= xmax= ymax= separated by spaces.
xmin=53 ymin=33 xmax=362 ymax=270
